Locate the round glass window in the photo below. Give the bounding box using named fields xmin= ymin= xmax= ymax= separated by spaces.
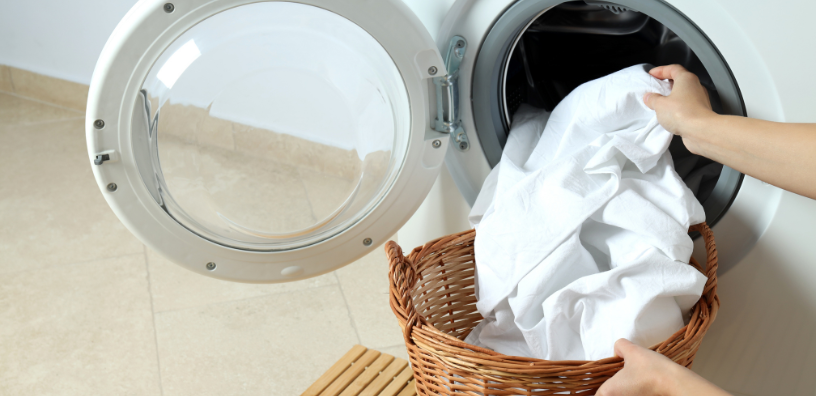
xmin=136 ymin=2 xmax=411 ymax=251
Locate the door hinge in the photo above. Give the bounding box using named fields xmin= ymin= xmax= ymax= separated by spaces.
xmin=433 ymin=36 xmax=470 ymax=151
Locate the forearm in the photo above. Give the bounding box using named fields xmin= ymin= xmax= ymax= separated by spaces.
xmin=683 ymin=114 xmax=816 ymax=199
xmin=661 ymin=363 xmax=733 ymax=396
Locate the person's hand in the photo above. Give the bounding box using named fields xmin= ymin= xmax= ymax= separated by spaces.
xmin=643 ymin=64 xmax=718 ymax=154
xmin=596 ymin=339 xmax=732 ymax=396
xmin=642 ymin=65 xmax=816 ymax=200
xmin=596 ymin=339 xmax=680 ymax=396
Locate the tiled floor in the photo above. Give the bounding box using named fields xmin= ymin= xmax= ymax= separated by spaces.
xmin=0 ymin=91 xmax=409 ymax=395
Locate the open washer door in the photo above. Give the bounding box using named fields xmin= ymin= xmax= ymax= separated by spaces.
xmin=86 ymin=0 xmax=449 ymax=283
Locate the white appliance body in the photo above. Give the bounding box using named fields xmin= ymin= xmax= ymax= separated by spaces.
xmin=403 ymin=0 xmax=816 ymax=394
xmin=87 ymin=0 xmax=816 ymax=394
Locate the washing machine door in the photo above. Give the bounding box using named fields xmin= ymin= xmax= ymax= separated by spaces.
xmin=85 ymin=0 xmax=448 ymax=283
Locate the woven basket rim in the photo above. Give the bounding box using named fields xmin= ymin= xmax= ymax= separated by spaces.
xmin=387 ymin=222 xmax=719 ymax=394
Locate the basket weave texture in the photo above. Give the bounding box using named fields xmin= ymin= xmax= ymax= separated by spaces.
xmin=387 ymin=223 xmax=719 ymax=395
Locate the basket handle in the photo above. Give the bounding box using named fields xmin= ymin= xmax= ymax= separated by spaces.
xmin=689 ymin=222 xmax=718 ymax=307
xmin=386 ymin=240 xmax=420 ymax=346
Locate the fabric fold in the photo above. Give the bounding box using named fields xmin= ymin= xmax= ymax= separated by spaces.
xmin=465 ymin=65 xmax=707 ymax=361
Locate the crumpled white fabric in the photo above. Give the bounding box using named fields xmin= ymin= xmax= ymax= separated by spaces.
xmin=463 ymin=65 xmax=708 ymax=361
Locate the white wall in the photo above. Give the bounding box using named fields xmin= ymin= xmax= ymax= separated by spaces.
xmin=401 ymin=0 xmax=456 ymax=41
xmin=0 ymin=0 xmax=138 ymax=85
xmin=0 ymin=0 xmax=455 ymax=86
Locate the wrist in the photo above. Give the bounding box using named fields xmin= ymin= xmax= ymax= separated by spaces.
xmin=678 ymin=111 xmax=719 ymax=156
xmin=656 ymin=363 xmax=692 ymax=396
xmin=678 ymin=110 xmax=718 ymax=139
xmin=660 ymin=362 xmax=733 ymax=396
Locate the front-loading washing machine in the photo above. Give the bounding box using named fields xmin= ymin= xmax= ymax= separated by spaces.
xmin=86 ymin=0 xmax=816 ymax=394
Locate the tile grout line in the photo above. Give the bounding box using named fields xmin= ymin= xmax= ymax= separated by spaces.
xmin=143 ymin=245 xmax=166 ymax=396
xmin=8 ymin=69 xmax=17 ymax=93
xmin=2 ymin=116 xmax=87 ymax=128
xmin=380 ymin=343 xmax=410 ymax=350
xmin=1 ymin=91 xmax=85 ymax=114
xmin=152 ymin=283 xmax=341 ymax=316
xmin=295 ymin=167 xmax=319 ymax=224
xmin=334 ymin=271 xmax=362 ymax=345
xmin=0 ymin=252 xmax=145 ymax=276
xmin=229 ymin=115 xmax=237 ymax=151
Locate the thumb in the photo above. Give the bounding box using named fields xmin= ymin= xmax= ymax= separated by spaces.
xmin=613 ymin=338 xmax=636 ymax=359
xmin=643 ymin=92 xmax=665 ymax=110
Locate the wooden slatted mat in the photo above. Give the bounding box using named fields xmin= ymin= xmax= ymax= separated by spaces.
xmin=301 ymin=345 xmax=416 ymax=396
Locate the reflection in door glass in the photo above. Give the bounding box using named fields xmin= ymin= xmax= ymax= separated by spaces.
xmin=136 ymin=2 xmax=410 ymax=251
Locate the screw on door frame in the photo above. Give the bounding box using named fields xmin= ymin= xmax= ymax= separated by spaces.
xmin=428 ymin=66 xmax=438 ymax=75
xmin=206 ymin=262 xmax=216 ymax=271
xmin=106 ymin=183 xmax=117 ymax=192
xmin=432 ymin=139 xmax=441 ymax=148
xmin=93 ymin=119 xmax=105 ymax=129
xmin=163 ymin=3 xmax=175 ymax=13
xmin=362 ymin=238 xmax=373 ymax=246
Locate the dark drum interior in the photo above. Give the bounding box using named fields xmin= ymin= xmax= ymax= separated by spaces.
xmin=502 ymin=1 xmax=724 ymax=204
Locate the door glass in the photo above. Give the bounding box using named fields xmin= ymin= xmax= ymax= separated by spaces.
xmin=136 ymin=2 xmax=411 ymax=251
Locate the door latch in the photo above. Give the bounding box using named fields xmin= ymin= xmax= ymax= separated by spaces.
xmin=92 ymin=150 xmax=119 ymax=166
xmin=432 ymin=36 xmax=470 ymax=151
xmin=94 ymin=154 xmax=110 ymax=165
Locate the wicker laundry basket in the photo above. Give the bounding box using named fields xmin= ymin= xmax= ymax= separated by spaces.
xmin=387 ymin=223 xmax=719 ymax=395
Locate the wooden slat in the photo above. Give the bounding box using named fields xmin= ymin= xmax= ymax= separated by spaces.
xmin=302 ymin=345 xmax=367 ymax=396
xmin=378 ymin=366 xmax=415 ymax=396
xmin=395 ymin=380 xmax=417 ymax=396
xmin=338 ymin=353 xmax=395 ymax=396
xmin=359 ymin=358 xmax=409 ymax=396
xmin=319 ymin=349 xmax=382 ymax=396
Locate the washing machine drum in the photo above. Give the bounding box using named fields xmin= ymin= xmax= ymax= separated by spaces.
xmin=86 ymin=0 xmax=449 ymax=283
xmin=464 ymin=0 xmax=745 ymax=227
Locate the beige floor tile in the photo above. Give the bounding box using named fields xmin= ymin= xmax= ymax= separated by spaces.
xmin=0 ymin=118 xmax=144 ymax=273
xmin=233 ymin=123 xmax=361 ymax=180
xmin=155 ymin=286 xmax=360 ymax=396
xmin=156 ymin=101 xmax=207 ymax=143
xmin=9 ymin=66 xmax=88 ymax=112
xmin=378 ymin=344 xmax=410 ymax=362
xmin=299 ymin=167 xmax=355 ymax=221
xmin=0 ymin=65 xmax=13 ymax=92
xmin=147 ymin=248 xmax=337 ymax=312
xmin=0 ymin=254 xmax=161 ymax=395
xmin=0 ymin=92 xmax=81 ymax=126
xmin=336 ymin=242 xmax=405 ymax=349
xmin=196 ymin=113 xmax=236 ymax=151
xmin=158 ymin=134 xmax=318 ymax=240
